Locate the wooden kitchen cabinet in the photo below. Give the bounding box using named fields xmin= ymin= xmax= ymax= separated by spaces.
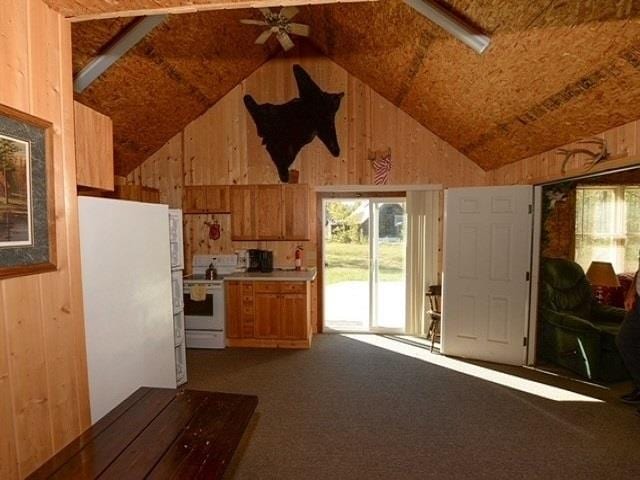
xmin=280 ymin=294 xmax=308 ymax=339
xmin=226 ymin=281 xmax=255 ymax=339
xmin=183 ymin=186 xmax=207 ymax=213
xmin=283 ymin=184 xmax=310 ymax=240
xmin=226 ymin=281 xmax=311 ymax=348
xmin=255 ymin=185 xmax=283 ymax=240
xmin=254 ymin=293 xmax=282 ymax=339
xmin=206 ymin=186 xmax=230 ymax=212
xmin=74 ymin=101 xmax=114 ymax=191
xmin=114 ymin=185 xmax=160 ymax=203
xmin=226 ymin=281 xmax=243 ymax=338
xmin=183 ymin=185 xmax=230 ymax=213
xmin=230 ymin=186 xmax=256 ymax=240
xmin=230 ymin=184 xmax=309 ymax=241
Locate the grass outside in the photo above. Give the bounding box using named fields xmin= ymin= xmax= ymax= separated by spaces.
xmin=325 ymin=241 xmax=404 ymax=284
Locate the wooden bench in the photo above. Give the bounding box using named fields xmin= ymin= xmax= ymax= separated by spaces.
xmin=27 ymin=387 xmax=258 ymax=479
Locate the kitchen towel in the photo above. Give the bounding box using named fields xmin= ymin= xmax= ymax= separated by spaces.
xmin=190 ymin=284 xmax=207 ymax=302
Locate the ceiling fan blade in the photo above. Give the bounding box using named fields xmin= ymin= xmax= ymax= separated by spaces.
xmin=276 ymin=31 xmax=295 ymax=51
xmin=288 ymin=23 xmax=310 ymax=37
xmin=240 ymin=19 xmax=268 ymax=26
xmin=259 ymin=8 xmax=272 ymax=18
xmin=279 ymin=6 xmax=299 ymax=20
xmin=255 ymin=29 xmax=274 ymax=45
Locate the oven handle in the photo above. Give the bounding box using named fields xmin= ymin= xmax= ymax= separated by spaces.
xmin=183 ymin=283 xmax=224 ymax=292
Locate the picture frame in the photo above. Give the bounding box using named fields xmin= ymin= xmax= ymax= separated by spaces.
xmin=0 ymin=103 xmax=56 ymax=279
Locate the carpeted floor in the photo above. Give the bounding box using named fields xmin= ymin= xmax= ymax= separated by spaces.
xmin=185 ymin=334 xmax=640 ymax=479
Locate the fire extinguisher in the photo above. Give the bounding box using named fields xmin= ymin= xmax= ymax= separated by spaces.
xmin=295 ymin=245 xmax=303 ymax=271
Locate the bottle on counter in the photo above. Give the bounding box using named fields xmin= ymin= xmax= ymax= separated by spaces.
xmin=206 ymin=262 xmax=217 ymax=280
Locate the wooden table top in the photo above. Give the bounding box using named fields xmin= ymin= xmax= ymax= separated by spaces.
xmin=27 ymin=387 xmax=258 ymax=480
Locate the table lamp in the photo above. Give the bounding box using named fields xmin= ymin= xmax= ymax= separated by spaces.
xmin=586 ymin=261 xmax=620 ymax=303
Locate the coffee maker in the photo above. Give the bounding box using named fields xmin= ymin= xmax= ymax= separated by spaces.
xmin=248 ymin=249 xmax=273 ymax=273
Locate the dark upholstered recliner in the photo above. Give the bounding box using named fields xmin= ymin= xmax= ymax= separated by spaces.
xmin=540 ymin=257 xmax=629 ymax=382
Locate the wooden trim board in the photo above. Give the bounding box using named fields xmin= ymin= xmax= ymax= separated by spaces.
xmin=315 ymin=184 xmax=442 ymax=193
xmin=60 ymin=0 xmax=379 ymax=22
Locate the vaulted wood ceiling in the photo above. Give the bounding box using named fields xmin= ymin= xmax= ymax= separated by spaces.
xmin=70 ymin=0 xmax=640 ymax=175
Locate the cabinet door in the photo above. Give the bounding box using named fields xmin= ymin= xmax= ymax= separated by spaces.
xmin=226 ymin=282 xmax=243 ymax=339
xmin=206 ymin=186 xmax=230 ymax=213
xmin=254 ymin=293 xmax=281 ymax=338
xmin=230 ymin=186 xmax=256 ymax=240
xmin=141 ymin=187 xmax=160 ymax=204
xmin=240 ymin=282 xmax=255 ymax=338
xmin=283 ymin=184 xmax=310 ymax=240
xmin=184 ymin=186 xmax=207 ymax=213
xmin=114 ymin=185 xmax=142 ymax=201
xmin=255 ymin=185 xmax=284 ymax=240
xmin=280 ymin=293 xmax=308 ymax=340
xmin=74 ymin=101 xmax=114 ymax=191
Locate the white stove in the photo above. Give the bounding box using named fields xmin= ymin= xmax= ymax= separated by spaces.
xmin=183 ymin=254 xmax=238 ymax=349
xmin=186 ymin=254 xmax=239 ymax=280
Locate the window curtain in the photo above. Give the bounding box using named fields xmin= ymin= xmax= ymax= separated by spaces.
xmin=405 ymin=190 xmax=441 ymax=335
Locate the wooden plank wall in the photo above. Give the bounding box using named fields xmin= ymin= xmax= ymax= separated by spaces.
xmin=126 ymin=49 xmax=486 ymax=270
xmin=0 ymin=1 xmax=90 ymax=478
xmin=488 ymin=119 xmax=640 ymax=185
xmin=127 ymin=50 xmax=485 ymax=331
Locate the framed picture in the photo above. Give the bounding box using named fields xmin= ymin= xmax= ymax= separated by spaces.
xmin=0 ymin=104 xmax=56 ymax=279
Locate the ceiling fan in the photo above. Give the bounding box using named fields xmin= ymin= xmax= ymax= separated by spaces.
xmin=240 ymin=7 xmax=310 ymax=52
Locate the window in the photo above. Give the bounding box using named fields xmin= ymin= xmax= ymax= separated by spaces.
xmin=575 ymin=185 xmax=640 ymax=273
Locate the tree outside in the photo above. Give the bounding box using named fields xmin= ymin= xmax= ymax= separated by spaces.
xmin=324 ymin=200 xmax=405 ymax=284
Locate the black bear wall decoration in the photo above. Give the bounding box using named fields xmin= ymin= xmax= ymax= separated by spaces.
xmin=243 ymin=64 xmax=344 ymax=182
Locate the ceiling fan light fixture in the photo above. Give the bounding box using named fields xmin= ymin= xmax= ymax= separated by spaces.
xmin=240 ymin=7 xmax=309 ymax=51
xmin=403 ymin=0 xmax=490 ymax=54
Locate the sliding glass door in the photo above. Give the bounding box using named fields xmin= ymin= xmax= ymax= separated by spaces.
xmin=323 ymin=197 xmax=406 ymax=332
xmin=371 ymin=199 xmax=406 ymax=330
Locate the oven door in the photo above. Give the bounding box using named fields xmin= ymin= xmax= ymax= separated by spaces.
xmin=183 ymin=283 xmax=224 ymax=330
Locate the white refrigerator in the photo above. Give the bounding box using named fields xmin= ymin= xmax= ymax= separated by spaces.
xmin=78 ymin=197 xmax=177 ymax=423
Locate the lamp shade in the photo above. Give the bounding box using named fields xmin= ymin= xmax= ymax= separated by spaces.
xmin=586 ymin=261 xmax=620 ymax=287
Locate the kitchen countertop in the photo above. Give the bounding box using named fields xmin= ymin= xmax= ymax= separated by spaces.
xmin=226 ymin=268 xmax=317 ymax=282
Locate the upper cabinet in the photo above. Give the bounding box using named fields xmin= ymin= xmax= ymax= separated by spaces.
xmin=230 ymin=185 xmax=256 ymax=240
xmin=230 ymin=184 xmax=309 ymax=241
xmin=283 ymin=185 xmax=310 ymax=240
xmin=183 ymin=185 xmax=230 ymax=213
xmin=114 ymin=185 xmax=161 ymax=203
xmin=74 ymin=101 xmax=114 ymax=191
xmin=255 ymin=185 xmax=284 ymax=240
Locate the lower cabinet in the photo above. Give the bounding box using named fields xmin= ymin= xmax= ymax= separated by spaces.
xmin=255 ymin=293 xmax=282 ymax=339
xmin=226 ymin=281 xmax=311 ymax=348
xmin=280 ymin=294 xmax=308 ymax=339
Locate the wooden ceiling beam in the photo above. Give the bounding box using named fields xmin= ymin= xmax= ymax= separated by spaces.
xmin=73 ymin=15 xmax=167 ymax=93
xmin=44 ymin=0 xmax=378 ymax=22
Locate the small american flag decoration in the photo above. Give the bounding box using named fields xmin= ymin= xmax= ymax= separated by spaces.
xmin=368 ymin=148 xmax=392 ymax=185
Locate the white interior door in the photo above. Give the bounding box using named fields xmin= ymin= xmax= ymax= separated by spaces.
xmin=441 ymin=186 xmax=533 ymax=365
